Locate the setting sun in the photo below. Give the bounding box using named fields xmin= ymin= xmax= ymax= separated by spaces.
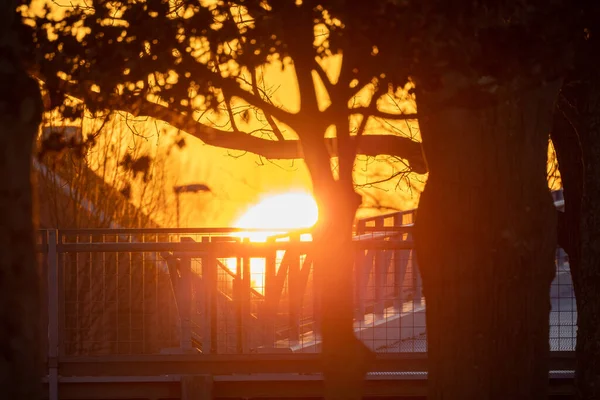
xmin=235 ymin=192 xmax=319 ymax=234
xmin=225 ymin=192 xmax=318 ymax=291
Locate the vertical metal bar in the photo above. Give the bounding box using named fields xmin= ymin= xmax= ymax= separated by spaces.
xmin=179 ymin=256 xmax=193 ymax=352
xmin=176 ymin=192 xmax=180 ymax=228
xmin=116 ymin=235 xmax=120 ymax=353
xmin=129 ymin=233 xmax=133 ymax=354
xmin=288 ymin=235 xmax=300 ymax=343
xmin=393 ymin=213 xmax=402 ymax=228
xmin=263 ymin=238 xmax=277 ymax=347
xmin=354 ymin=249 xmax=366 ymax=320
xmin=356 ymin=219 xmax=366 ymax=236
xmin=312 ymin=254 xmax=321 ymax=339
xmin=373 ymin=218 xmax=385 ymax=317
xmin=374 ymin=250 xmax=385 ymax=318
xmin=87 ymin=233 xmax=92 ymax=354
xmin=141 ymin=233 xmax=146 ymax=353
xmin=47 ymin=230 xmax=59 ymax=400
xmin=393 ymin=248 xmax=410 ymax=311
xmin=235 ymin=239 xmax=244 ymax=353
xmin=57 ymin=233 xmax=65 ymax=357
xmin=201 ymin=237 xmax=212 ymax=354
xmin=241 ymin=246 xmax=251 ymax=353
xmin=155 ymin=234 xmax=159 ymax=345
xmin=75 ymin=233 xmax=80 ymax=354
xmin=209 ymin=249 xmax=218 ymax=354
xmin=412 ymin=250 xmax=423 ymax=307
xmin=39 ymin=232 xmax=49 ymax=374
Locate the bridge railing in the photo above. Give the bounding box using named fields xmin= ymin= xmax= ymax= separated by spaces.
xmin=37 ymin=220 xmax=574 ymax=358
xmin=38 ymin=227 xmax=424 ymax=359
xmin=36 ymin=218 xmax=577 ymax=400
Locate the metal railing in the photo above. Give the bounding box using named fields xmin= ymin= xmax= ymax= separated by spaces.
xmin=38 ymin=200 xmax=577 ymax=399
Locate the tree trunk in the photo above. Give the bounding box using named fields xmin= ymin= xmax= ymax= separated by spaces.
xmin=414 ymin=82 xmax=560 ymax=400
xmin=0 ymin=37 xmax=44 ymax=400
xmin=312 ymin=179 xmax=374 ymax=400
xmin=551 ymin=44 xmax=600 ymax=399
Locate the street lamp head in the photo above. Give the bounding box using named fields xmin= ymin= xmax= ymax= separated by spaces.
xmin=173 ymin=183 xmax=211 ymax=194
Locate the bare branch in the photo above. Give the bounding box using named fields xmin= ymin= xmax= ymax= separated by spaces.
xmin=350 ymin=107 xmax=418 ymax=120
xmin=39 ymin=76 xmax=426 ymax=172
xmin=251 ymin=68 xmax=285 ymax=141
xmin=218 ymin=75 xmax=301 ymax=128
xmin=221 ymin=87 xmax=241 ymax=133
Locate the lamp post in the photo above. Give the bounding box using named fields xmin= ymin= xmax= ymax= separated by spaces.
xmin=173 ymin=183 xmax=211 ymax=227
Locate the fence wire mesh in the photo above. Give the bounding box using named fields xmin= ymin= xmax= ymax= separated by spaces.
xmin=38 ymin=217 xmax=576 ymax=358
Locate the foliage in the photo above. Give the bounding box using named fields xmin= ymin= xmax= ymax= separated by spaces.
xmin=27 ymin=0 xmax=428 ymax=180
xmin=37 ymin=118 xmax=173 ymax=228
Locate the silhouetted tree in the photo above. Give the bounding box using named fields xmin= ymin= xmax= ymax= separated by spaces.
xmin=27 ymin=1 xmax=580 ymax=399
xmin=0 ymin=0 xmax=43 ymax=398
xmin=410 ymin=4 xmax=572 ymax=399
xmin=551 ymin=2 xmax=600 ymax=397
xmin=29 ymin=1 xmax=425 ymax=399
xmin=342 ymin=1 xmax=576 ymax=398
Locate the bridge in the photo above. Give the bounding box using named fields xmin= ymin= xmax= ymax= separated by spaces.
xmin=38 ymin=190 xmax=576 ymax=399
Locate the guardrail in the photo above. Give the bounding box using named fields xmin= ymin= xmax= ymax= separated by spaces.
xmin=43 ymin=352 xmax=575 ymax=399
xmin=37 ymin=196 xmax=576 ymax=400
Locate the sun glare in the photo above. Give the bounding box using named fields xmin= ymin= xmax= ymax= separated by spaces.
xmin=225 ymin=192 xmax=318 ymax=291
xmin=235 ymin=192 xmax=318 ymax=238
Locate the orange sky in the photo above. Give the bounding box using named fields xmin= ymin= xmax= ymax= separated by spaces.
xmin=37 ymin=1 xmax=424 ymax=228
xmin=35 ymin=1 xmax=565 ymax=228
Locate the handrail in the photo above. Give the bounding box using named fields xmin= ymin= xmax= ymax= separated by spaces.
xmin=53 ymin=351 xmax=574 ymax=377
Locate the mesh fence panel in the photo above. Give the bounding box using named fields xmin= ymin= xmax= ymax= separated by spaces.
xmin=40 ymin=225 xmax=576 ymax=357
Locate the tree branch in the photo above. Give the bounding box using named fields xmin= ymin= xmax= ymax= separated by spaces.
xmin=120 ymin=96 xmax=426 ymax=172
xmin=350 ymin=107 xmax=418 ymax=120
xmin=39 ymin=76 xmax=427 ymax=172
xmin=250 ymin=68 xmax=285 ymax=141
xmin=219 ymin=76 xmax=302 ymax=128
xmin=313 ymin=59 xmax=335 ymax=95
xmin=132 ymin=98 xmax=426 ymax=171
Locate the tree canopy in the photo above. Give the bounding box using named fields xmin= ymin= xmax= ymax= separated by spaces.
xmin=22 ymin=1 xmax=588 ymax=400
xmin=29 ymin=0 xmax=430 ymax=178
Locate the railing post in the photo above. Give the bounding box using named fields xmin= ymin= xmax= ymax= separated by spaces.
xmin=393 ymin=247 xmax=410 ymax=311
xmin=236 ymin=238 xmax=251 ymax=353
xmin=412 ymin=251 xmax=423 ymax=307
xmin=201 ymin=237 xmax=214 ymax=354
xmin=262 ymin=237 xmax=277 ymax=347
xmin=374 ymin=250 xmax=386 ymax=318
xmin=179 ymin=256 xmax=193 ymax=352
xmin=312 ymin=249 xmax=321 ymax=339
xmin=373 ymin=219 xmax=385 ymax=318
xmin=47 ymin=230 xmax=59 ymax=400
xmin=356 ymin=219 xmax=366 ymax=236
xmin=354 ymin=247 xmax=367 ymax=321
xmin=288 ymin=234 xmax=301 ymax=344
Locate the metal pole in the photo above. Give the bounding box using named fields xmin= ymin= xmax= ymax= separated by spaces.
xmin=179 ymin=256 xmax=193 ymax=352
xmin=47 ymin=230 xmax=59 ymax=400
xmin=176 ymin=192 xmax=180 ymax=228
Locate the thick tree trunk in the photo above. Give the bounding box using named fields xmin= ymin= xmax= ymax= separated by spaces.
xmin=0 ymin=28 xmax=44 ymax=400
xmin=414 ymin=83 xmax=560 ymax=399
xmin=312 ymin=180 xmax=373 ymax=400
xmin=551 ymin=53 xmax=600 ymax=399
xmin=574 ymin=96 xmax=600 ymax=400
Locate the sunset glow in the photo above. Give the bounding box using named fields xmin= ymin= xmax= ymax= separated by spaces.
xmin=235 ymin=192 xmax=318 ymax=238
xmin=225 ymin=192 xmax=318 ymax=290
